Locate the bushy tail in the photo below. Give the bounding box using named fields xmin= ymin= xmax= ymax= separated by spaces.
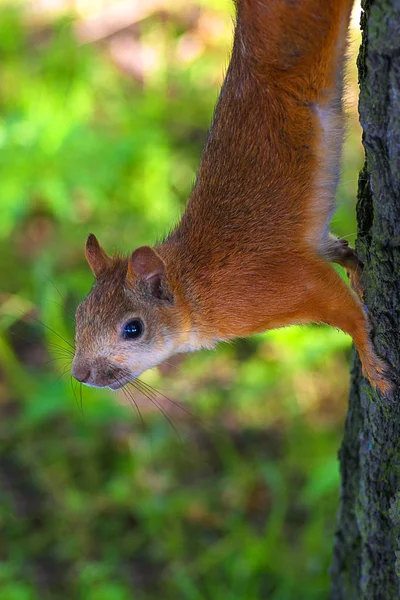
xmin=233 ymin=0 xmax=354 ymax=100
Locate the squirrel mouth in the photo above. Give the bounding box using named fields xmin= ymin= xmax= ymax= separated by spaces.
xmin=108 ymin=376 xmax=132 ymax=391
xmin=108 ymin=370 xmax=141 ymax=391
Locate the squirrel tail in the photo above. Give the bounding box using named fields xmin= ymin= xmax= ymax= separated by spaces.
xmin=234 ymin=0 xmax=355 ymax=101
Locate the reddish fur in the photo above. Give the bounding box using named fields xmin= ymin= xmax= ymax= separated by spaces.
xmin=76 ymin=0 xmax=393 ymax=394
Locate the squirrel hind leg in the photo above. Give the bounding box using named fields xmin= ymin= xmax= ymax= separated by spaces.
xmin=319 ymin=233 xmax=365 ymax=301
xmin=303 ymin=259 xmax=394 ymax=395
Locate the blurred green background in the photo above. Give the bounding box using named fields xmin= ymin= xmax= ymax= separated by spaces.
xmin=0 ymin=1 xmax=363 ymax=598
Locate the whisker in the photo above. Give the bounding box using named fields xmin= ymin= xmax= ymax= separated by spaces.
xmin=113 ymin=371 xmax=147 ymax=430
xmin=51 ymin=357 xmax=72 ymax=370
xmin=52 ymin=362 xmax=73 ymax=387
xmin=47 ymin=340 xmax=74 ymax=354
xmin=44 ymin=298 xmax=76 ymax=321
xmin=43 ymin=356 xmax=72 ymax=367
xmin=135 ymin=377 xmax=202 ymax=424
xmin=47 ymin=355 xmax=74 ymax=364
xmin=128 ymin=380 xmax=182 ymax=443
xmin=43 ymin=274 xmax=66 ymax=304
xmin=5 ymin=331 xmax=74 ymax=364
xmin=79 ymin=381 xmax=84 ymax=415
xmin=21 ymin=311 xmax=75 ymax=350
xmin=49 ymin=355 xmax=74 ymax=364
xmin=70 ymin=375 xmax=81 ymax=413
xmin=118 ymin=366 xmax=201 ymax=425
xmin=36 ymin=271 xmax=76 ymax=319
xmin=47 ymin=345 xmax=74 ymax=357
xmin=121 ymin=385 xmax=145 ymax=429
xmin=47 ymin=342 xmax=73 ymax=352
xmin=160 ymin=359 xmax=185 ymax=374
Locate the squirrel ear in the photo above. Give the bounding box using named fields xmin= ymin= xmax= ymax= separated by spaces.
xmin=127 ymin=246 xmax=169 ymax=300
xmin=85 ymin=234 xmax=112 ymax=278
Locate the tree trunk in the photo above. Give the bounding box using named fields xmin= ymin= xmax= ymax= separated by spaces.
xmin=331 ymin=0 xmax=400 ymax=597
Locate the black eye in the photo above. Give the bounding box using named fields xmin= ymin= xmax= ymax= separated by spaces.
xmin=122 ymin=319 xmax=144 ymax=340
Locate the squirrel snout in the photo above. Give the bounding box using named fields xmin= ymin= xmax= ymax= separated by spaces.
xmin=72 ymin=362 xmax=91 ymax=384
xmin=71 ymin=356 xmax=128 ymax=389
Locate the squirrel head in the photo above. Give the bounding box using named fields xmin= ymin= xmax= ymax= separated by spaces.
xmin=72 ymin=234 xmax=191 ymax=389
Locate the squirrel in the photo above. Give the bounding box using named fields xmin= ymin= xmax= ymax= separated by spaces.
xmin=72 ymin=0 xmax=393 ymax=395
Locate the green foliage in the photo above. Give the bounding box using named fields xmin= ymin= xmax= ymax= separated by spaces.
xmin=0 ymin=2 xmax=363 ymax=598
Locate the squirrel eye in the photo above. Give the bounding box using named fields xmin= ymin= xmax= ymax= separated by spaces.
xmin=122 ymin=319 xmax=144 ymax=340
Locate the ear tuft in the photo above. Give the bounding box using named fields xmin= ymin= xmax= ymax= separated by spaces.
xmin=85 ymin=234 xmax=112 ymax=278
xmin=127 ymin=246 xmax=170 ymax=300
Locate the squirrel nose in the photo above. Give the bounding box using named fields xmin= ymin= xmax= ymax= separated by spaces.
xmin=72 ymin=364 xmax=91 ymax=383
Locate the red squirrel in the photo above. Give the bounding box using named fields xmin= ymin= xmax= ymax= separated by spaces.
xmin=72 ymin=0 xmax=393 ymax=394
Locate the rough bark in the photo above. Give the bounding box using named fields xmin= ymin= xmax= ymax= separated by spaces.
xmin=331 ymin=0 xmax=400 ymax=598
